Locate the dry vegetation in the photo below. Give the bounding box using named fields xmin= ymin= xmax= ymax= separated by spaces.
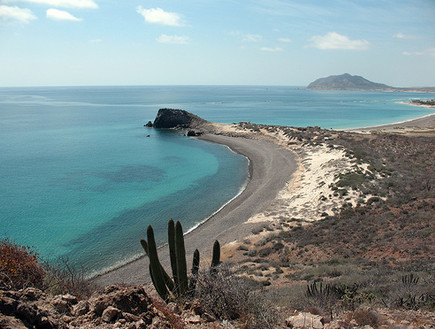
xmin=222 ymin=123 xmax=434 ymax=322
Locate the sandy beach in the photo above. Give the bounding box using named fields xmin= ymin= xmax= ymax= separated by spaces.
xmin=349 ymin=112 xmax=435 ymax=135
xmin=93 ymin=134 xmax=297 ymax=286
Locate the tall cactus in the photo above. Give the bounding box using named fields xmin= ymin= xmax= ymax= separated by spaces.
xmin=143 ymin=225 xmax=170 ymax=302
xmin=175 ymin=221 xmax=188 ymax=296
xmin=140 ymin=219 xmax=221 ymax=303
xmin=189 ymin=249 xmax=200 ymax=294
xmin=167 ymin=219 xmax=178 ymax=290
xmin=211 ymin=240 xmax=221 ymax=268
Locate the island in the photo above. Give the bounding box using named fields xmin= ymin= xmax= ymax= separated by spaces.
xmin=307 ymin=73 xmax=435 ymax=92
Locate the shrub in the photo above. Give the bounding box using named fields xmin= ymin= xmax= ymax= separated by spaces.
xmin=347 ymin=309 xmax=380 ymax=328
xmin=43 ymin=257 xmax=95 ymax=299
xmin=195 ymin=265 xmax=278 ymax=328
xmin=0 ymin=239 xmax=45 ymax=290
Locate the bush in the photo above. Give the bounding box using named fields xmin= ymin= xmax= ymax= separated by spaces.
xmin=347 ymin=309 xmax=380 ymax=328
xmin=0 ymin=239 xmax=45 ymax=290
xmin=195 ymin=265 xmax=278 ymax=328
xmin=0 ymin=239 xmax=96 ymax=298
xmin=43 ymin=257 xmax=95 ymax=299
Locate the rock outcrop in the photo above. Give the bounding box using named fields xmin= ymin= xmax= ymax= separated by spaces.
xmin=0 ymin=286 xmax=158 ymax=329
xmin=152 ymin=108 xmax=209 ymax=129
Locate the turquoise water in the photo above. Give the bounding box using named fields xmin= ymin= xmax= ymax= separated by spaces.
xmin=0 ymin=86 xmax=433 ymax=274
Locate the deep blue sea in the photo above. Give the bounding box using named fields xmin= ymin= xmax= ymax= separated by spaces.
xmin=0 ymin=86 xmax=433 ymax=275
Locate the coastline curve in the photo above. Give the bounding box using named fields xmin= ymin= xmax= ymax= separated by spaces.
xmin=92 ymin=133 xmax=297 ymax=286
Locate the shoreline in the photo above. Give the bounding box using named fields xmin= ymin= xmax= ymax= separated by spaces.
xmin=347 ymin=112 xmax=435 ymax=134
xmin=93 ymin=134 xmax=297 ymax=286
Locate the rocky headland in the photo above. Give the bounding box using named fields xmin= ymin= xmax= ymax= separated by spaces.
xmin=151 ymin=108 xmax=210 ymax=130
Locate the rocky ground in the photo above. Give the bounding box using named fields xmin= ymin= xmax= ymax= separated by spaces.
xmin=2 ymin=285 xmax=434 ymax=328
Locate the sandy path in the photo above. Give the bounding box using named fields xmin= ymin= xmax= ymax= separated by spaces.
xmin=93 ymin=134 xmax=297 ymax=286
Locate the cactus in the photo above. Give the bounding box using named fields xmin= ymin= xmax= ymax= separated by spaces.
xmin=144 ymin=225 xmax=170 ymax=302
xmin=175 ymin=221 xmax=188 ymax=296
xmin=211 ymin=240 xmax=221 ymax=268
xmin=189 ymin=249 xmax=200 ymax=294
xmin=402 ymin=273 xmax=419 ymax=288
xmin=140 ymin=219 xmax=221 ymax=303
xmin=167 ymin=219 xmax=178 ymax=290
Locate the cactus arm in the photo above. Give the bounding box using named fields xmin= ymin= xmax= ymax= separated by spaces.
xmin=211 ymin=240 xmax=221 ymax=268
xmin=147 ymin=225 xmax=170 ymax=302
xmin=191 ymin=249 xmax=200 ymax=276
xmin=140 ymin=239 xmax=149 ymax=255
xmin=188 ymin=249 xmax=200 ymax=295
xmin=168 ymin=219 xmax=179 ymax=291
xmin=175 ymin=221 xmax=188 ymax=296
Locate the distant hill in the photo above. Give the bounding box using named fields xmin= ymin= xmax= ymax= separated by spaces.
xmin=307 ymin=73 xmax=392 ymax=91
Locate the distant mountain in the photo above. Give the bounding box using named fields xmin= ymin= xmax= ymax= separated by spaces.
xmin=307 ymin=73 xmax=392 ymax=91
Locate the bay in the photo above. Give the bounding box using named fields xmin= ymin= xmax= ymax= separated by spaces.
xmin=0 ymin=86 xmax=433 ymax=275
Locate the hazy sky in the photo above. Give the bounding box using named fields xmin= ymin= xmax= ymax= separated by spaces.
xmin=1 ymin=0 xmax=434 ymax=87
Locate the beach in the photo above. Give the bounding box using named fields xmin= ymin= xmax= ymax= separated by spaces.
xmin=93 ymin=133 xmax=297 ymax=286
xmin=349 ymin=112 xmax=435 ymax=135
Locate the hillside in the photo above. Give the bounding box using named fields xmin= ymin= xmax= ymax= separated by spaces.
xmin=307 ymin=73 xmax=392 ymax=91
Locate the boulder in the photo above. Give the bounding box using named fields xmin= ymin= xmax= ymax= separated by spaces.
xmin=101 ymin=305 xmax=120 ymax=323
xmin=286 ymin=312 xmax=324 ymax=328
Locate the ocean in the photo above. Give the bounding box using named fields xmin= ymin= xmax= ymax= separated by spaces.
xmin=0 ymin=86 xmax=433 ymax=275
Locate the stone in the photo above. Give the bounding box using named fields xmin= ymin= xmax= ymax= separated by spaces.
xmin=0 ymin=296 xmax=19 ymax=315
xmin=286 ymin=312 xmax=324 ymax=328
xmin=145 ymin=121 xmax=153 ymax=127
xmin=202 ymin=312 xmax=216 ymax=322
xmin=122 ymin=312 xmax=140 ymax=322
xmin=187 ymin=130 xmax=197 ymax=136
xmin=0 ymin=315 xmax=28 ymax=329
xmin=185 ymin=314 xmax=201 ymax=324
xmin=73 ymin=300 xmax=89 ymax=316
xmin=21 ymin=288 xmax=45 ymax=301
xmin=61 ymin=294 xmax=77 ymax=305
xmin=102 ymin=306 xmax=120 ymax=323
xmin=51 ymin=295 xmax=72 ymax=314
xmin=167 ymin=302 xmax=181 ymax=315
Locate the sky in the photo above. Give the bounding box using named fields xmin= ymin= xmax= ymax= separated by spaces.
xmin=0 ymin=0 xmax=434 ymax=87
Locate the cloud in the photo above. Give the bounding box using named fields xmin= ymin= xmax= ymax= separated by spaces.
xmin=309 ymin=32 xmax=369 ymax=50
xmin=230 ymin=31 xmax=262 ymax=42
xmin=157 ymin=34 xmax=189 ymax=44
xmin=136 ymin=7 xmax=182 ymax=26
xmin=403 ymin=48 xmax=435 ymax=57
xmin=394 ymin=32 xmax=418 ymax=39
xmin=3 ymin=0 xmax=98 ymax=9
xmin=261 ymin=47 xmax=283 ymax=52
xmin=278 ymin=37 xmax=291 ymax=43
xmin=46 ymin=8 xmax=82 ymax=21
xmin=0 ymin=5 xmax=36 ymax=22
